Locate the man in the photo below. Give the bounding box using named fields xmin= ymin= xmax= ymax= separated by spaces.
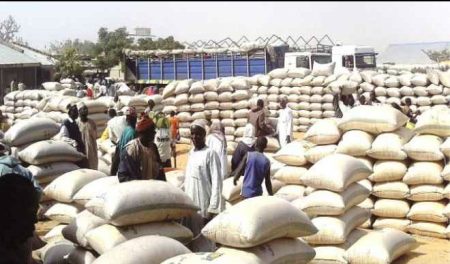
xmin=10 ymin=79 xmax=17 ymax=93
xmin=117 ymin=116 xmax=165 ymax=182
xmin=100 ymin=108 xmax=127 ymax=144
xmin=277 ymin=97 xmax=293 ymax=147
xmin=169 ymin=111 xmax=180 ymax=142
xmin=0 ymin=143 xmax=41 ymax=264
xmin=0 ymin=110 xmax=10 ymax=132
xmin=153 ymin=111 xmax=173 ymax=168
xmin=357 ymin=95 xmax=367 ymax=106
xmin=111 ymin=107 xmax=137 ymax=175
xmin=232 ymin=136 xmax=272 ymax=199
xmin=248 ymin=99 xmax=274 ymax=137
xmin=332 ymin=93 xmax=344 ymax=118
xmin=77 ymin=104 xmax=98 ymax=170
xmin=145 ymin=99 xmax=156 ymax=118
xmin=206 ymin=121 xmax=228 ymax=179
xmin=59 ymin=105 xmax=85 ymax=154
xmin=231 ymin=124 xmax=255 ymax=172
xmin=369 ymin=91 xmax=382 ymax=106
xmin=183 ymin=119 xmax=224 ymax=252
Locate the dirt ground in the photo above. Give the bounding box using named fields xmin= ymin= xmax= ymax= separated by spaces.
xmin=35 ymin=132 xmax=450 ymax=263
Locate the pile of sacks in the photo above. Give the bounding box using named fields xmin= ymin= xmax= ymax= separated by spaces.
xmin=0 ymin=90 xmax=53 ymax=125
xmin=298 ymin=104 xmax=450 ymax=240
xmin=36 ymin=179 xmax=199 ymax=263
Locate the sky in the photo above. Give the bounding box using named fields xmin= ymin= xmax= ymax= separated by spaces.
xmin=0 ymin=1 xmax=449 ymax=53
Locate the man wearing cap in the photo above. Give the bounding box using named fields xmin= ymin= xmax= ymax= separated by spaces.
xmin=58 ymin=104 xmax=85 ymax=154
xmin=111 ymin=106 xmax=138 ymax=175
xmin=117 ymin=116 xmax=165 ymax=182
xmin=183 ymin=119 xmax=225 ymax=251
xmin=277 ymin=96 xmax=293 ymax=147
xmin=77 ymin=104 xmax=98 ymax=170
xmin=100 ymin=108 xmax=127 ymax=144
xmin=153 ymin=111 xmax=173 ymax=168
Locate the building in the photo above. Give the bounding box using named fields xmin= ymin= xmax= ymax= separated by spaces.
xmin=378 ymin=41 xmax=450 ymax=65
xmin=0 ymin=41 xmax=56 ymax=99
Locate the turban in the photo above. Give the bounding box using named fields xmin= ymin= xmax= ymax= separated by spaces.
xmin=190 ymin=119 xmax=207 ymax=132
xmin=123 ymin=106 xmax=137 ymax=117
xmin=136 ymin=116 xmax=155 ymax=133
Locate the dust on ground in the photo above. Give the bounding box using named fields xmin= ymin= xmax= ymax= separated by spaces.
xmin=36 ymin=132 xmax=450 ymax=263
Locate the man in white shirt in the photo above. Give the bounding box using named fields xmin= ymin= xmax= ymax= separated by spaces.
xmin=277 ymin=97 xmax=293 ymax=147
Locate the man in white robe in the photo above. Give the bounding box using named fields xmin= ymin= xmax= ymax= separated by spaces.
xmin=206 ymin=121 xmax=228 ymax=179
xmin=277 ymin=97 xmax=293 ymax=147
xmin=183 ymin=119 xmax=225 ymax=252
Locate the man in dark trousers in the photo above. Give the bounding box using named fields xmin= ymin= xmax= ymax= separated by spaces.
xmin=248 ymin=99 xmax=274 ymax=137
xmin=232 ymin=136 xmax=272 ymax=199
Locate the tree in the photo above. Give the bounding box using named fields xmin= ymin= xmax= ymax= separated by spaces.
xmin=423 ymin=48 xmax=450 ymax=63
xmin=0 ymin=15 xmax=20 ymax=42
xmin=93 ymin=27 xmax=134 ymax=71
xmin=55 ymin=47 xmax=83 ymax=79
xmin=135 ymin=36 xmax=184 ymax=50
xmin=47 ymin=39 xmax=97 ymax=56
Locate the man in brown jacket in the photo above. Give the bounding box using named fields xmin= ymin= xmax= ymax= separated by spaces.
xmin=248 ymin=99 xmax=274 ymax=137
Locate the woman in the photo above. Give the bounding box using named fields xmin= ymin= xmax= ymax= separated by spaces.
xmin=231 ymin=124 xmax=256 ymax=172
xmin=206 ymin=121 xmax=228 ymax=180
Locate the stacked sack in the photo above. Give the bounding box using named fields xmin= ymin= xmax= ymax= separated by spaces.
xmin=295 ymin=153 xmax=372 ymax=263
xmin=403 ymin=105 xmax=450 ymax=239
xmin=163 ymin=196 xmax=318 ymax=263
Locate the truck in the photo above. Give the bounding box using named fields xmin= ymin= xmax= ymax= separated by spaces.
xmin=123 ymin=43 xmax=377 ymax=85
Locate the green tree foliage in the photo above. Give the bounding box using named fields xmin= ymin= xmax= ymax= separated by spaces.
xmin=55 ymin=47 xmax=83 ymax=79
xmin=136 ymin=36 xmax=184 ymax=50
xmin=94 ymin=27 xmax=134 ymax=71
xmin=48 ymin=39 xmax=97 ymax=56
xmin=423 ymin=49 xmax=450 ymax=63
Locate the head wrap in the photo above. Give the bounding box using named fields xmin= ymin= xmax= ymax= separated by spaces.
xmin=136 ymin=116 xmax=155 ymax=133
xmin=209 ymin=120 xmax=226 ymax=144
xmin=241 ymin=124 xmax=256 ymax=147
xmin=190 ymin=119 xmax=207 ymax=132
xmin=123 ymin=106 xmax=137 ymax=117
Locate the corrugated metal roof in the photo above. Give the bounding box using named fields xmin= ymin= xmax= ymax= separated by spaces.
xmin=0 ymin=42 xmax=40 ymax=67
xmin=11 ymin=43 xmax=56 ymax=66
xmin=378 ymin=41 xmax=450 ymax=64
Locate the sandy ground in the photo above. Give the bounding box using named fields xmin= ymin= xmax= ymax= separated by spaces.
xmin=35 ymin=132 xmax=450 ymax=263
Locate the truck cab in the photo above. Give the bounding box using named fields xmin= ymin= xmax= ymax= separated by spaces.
xmin=284 ymin=52 xmax=332 ymax=70
xmin=332 ymin=45 xmax=377 ymax=72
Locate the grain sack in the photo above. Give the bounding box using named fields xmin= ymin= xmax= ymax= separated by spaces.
xmin=43 ymin=225 xmax=67 ymax=243
xmin=369 ymin=160 xmax=407 ymax=182
xmin=42 ymin=241 xmax=76 ymax=264
xmin=175 ymin=94 xmax=189 ymax=106
xmin=19 ymin=140 xmax=85 ymax=165
xmin=399 ymin=74 xmax=413 ymax=86
xmin=431 ymin=95 xmax=447 ymax=105
xmin=372 ymin=182 xmax=409 ymax=199
xmin=366 ymin=127 xmax=414 ymax=160
xmin=232 ymin=90 xmax=250 ymax=101
xmin=311 ymin=76 xmax=326 ymax=87
xmin=273 ymin=166 xmax=307 ymax=185
xmin=189 ymin=81 xmax=205 ymax=94
xmin=409 ymin=184 xmax=445 ymax=201
xmin=312 ymin=61 xmax=335 ymax=77
xmin=403 ymin=162 xmax=443 ymax=185
xmin=403 ymin=135 xmax=444 ymax=161
xmin=66 ymin=247 xmax=97 ymax=264
xmin=346 ymin=228 xmax=416 ymax=264
xmin=73 ymin=176 xmax=119 ymax=206
xmin=310 ymin=94 xmax=323 ymax=103
xmin=218 ymin=92 xmax=232 ymax=102
xmin=233 ymin=100 xmax=249 ymax=110
xmin=414 ymin=106 xmax=450 ymax=137
xmin=372 ymin=74 xmax=389 ymax=87
xmin=62 ymin=210 xmax=107 ymax=248
xmin=85 ymin=180 xmax=198 ymax=226
xmin=305 ymin=144 xmax=337 ymax=164
xmin=281 ymin=78 xmax=293 ymax=87
xmin=175 ymin=79 xmax=193 ymax=95
xmin=274 ymin=185 xmax=306 ymax=202
xmin=360 ymin=82 xmax=375 ymax=93
xmin=45 ymin=203 xmax=83 ymax=224
xmin=86 ymin=222 xmax=193 ymax=255
xmin=342 ymin=80 xmax=359 ymax=95
xmin=303 ymin=207 xmax=369 ymax=245
xmin=272 ymin=141 xmax=313 ymax=166
xmin=4 ymin=118 xmax=60 ymax=146
xmin=43 ymin=82 xmax=63 ymax=91
xmin=297 ymin=183 xmax=370 ymax=216
xmin=189 ymin=103 xmax=204 ymax=112
xmin=288 ymin=68 xmax=311 ymax=78
xmin=373 ymin=218 xmax=411 ymax=232
xmin=407 ymin=221 xmax=447 ymax=239
xmin=44 ymin=169 xmax=106 ymax=203
xmin=92 ymin=236 xmax=190 ymax=264
xmin=304 ymin=119 xmax=341 ymax=145
xmin=269 ymin=68 xmax=289 ymax=79
xmin=229 ymin=110 xmax=248 ymax=121
xmin=201 ymin=196 xmax=317 ymax=248
xmin=338 ymin=105 xmax=408 ymax=134
xmin=162 ymin=81 xmax=178 ymax=98
xmin=336 ymin=130 xmax=373 ymax=157
xmin=411 ymin=74 xmax=429 ymax=86
xmin=265 ymin=137 xmax=281 ymax=153
xmin=400 ymin=86 xmax=414 ymax=96
xmin=28 ymin=162 xmax=80 ymax=184
xmin=372 ymin=199 xmax=410 ymax=218
xmin=385 ymin=76 xmax=400 ymax=88
xmin=302 ymin=154 xmax=372 ymax=192
xmin=269 ymin=79 xmax=282 ymax=87
xmin=407 ymin=201 xmax=447 ymax=223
